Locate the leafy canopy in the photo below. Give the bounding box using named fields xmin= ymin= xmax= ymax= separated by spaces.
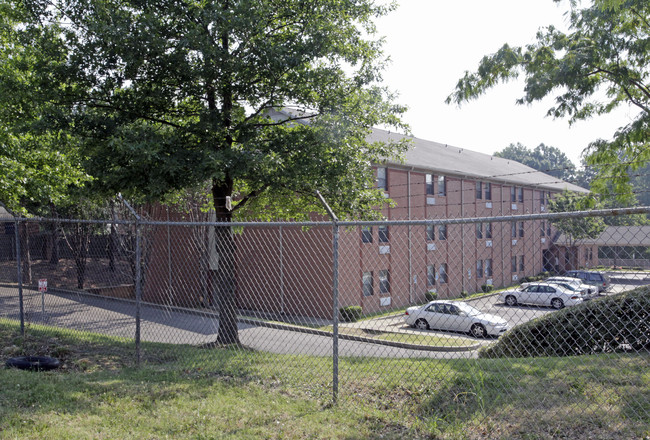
xmin=447 ymin=0 xmax=649 ymax=205
xmin=0 ymin=2 xmax=89 ymax=214
xmin=494 ymin=142 xmax=577 ymax=183
xmin=14 ymin=0 xmax=408 ymax=220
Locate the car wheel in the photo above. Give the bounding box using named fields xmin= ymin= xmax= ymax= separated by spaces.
xmin=505 ymin=295 xmax=517 ymax=306
xmin=414 ymin=319 xmax=429 ymax=330
xmin=5 ymin=356 xmax=61 ymax=371
xmin=551 ymin=298 xmax=564 ymax=309
xmin=470 ymin=323 xmax=487 ymax=338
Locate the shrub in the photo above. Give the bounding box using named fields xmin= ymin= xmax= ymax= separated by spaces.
xmin=460 ymin=290 xmax=469 ymax=298
xmin=481 ymin=284 xmax=494 ymax=293
xmin=339 ymin=306 xmax=362 ymax=323
xmin=538 ymin=271 xmax=550 ymax=279
xmin=424 ymin=290 xmax=438 ymax=302
xmin=479 ymin=286 xmax=650 ymax=358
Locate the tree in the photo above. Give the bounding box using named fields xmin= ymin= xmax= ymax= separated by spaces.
xmin=0 ymin=2 xmax=89 ymax=215
xmin=446 ymin=0 xmax=649 ymax=204
xmin=494 ymin=142 xmax=577 ymax=183
xmin=14 ymin=0 xmax=408 ymax=344
xmin=549 ymin=191 xmax=606 ymax=249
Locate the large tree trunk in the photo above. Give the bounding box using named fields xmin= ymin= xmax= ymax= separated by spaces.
xmin=212 ymin=181 xmax=240 ymax=345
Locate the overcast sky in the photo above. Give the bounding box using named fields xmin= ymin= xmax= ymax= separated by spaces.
xmin=375 ymin=0 xmax=638 ymax=167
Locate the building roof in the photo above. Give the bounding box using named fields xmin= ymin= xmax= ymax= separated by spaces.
xmin=270 ymin=107 xmax=588 ymax=193
xmin=370 ymin=128 xmax=588 ymax=193
xmin=0 ymin=206 xmax=12 ymax=220
xmin=555 ymin=226 xmax=650 ymax=247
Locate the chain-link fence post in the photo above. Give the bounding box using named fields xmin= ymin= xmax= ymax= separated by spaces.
xmin=14 ymin=216 xmax=25 ymax=336
xmin=315 ymin=191 xmax=339 ymax=404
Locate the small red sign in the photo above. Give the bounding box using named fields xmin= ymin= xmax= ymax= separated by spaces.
xmin=38 ymin=279 xmax=47 ymax=293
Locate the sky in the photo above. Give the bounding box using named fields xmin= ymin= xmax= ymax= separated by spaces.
xmin=375 ymin=0 xmax=638 ymax=167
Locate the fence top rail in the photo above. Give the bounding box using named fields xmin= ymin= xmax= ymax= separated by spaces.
xmin=8 ymin=206 xmax=650 ymax=228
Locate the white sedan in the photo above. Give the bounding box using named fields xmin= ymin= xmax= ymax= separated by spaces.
xmin=404 ymin=300 xmax=509 ymax=338
xmin=499 ymin=282 xmax=584 ymax=309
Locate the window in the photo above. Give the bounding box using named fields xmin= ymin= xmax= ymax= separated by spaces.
xmin=378 ymin=225 xmax=389 ymax=243
xmin=379 ymin=270 xmax=390 ymax=294
xmin=540 ymin=191 xmax=546 ymax=207
xmin=485 ymin=182 xmax=492 ymax=200
xmin=486 ymin=222 xmax=492 ymax=239
xmin=485 ymin=259 xmax=493 ymax=277
xmin=541 ymin=221 xmax=546 ymax=237
xmin=439 ymin=224 xmax=447 ymax=240
xmin=361 ymin=226 xmax=372 ymax=243
xmin=476 ymin=223 xmax=483 ymax=239
xmin=426 ymin=224 xmax=435 ymax=241
xmin=426 ymin=174 xmax=434 ymax=195
xmin=547 ymin=222 xmax=552 ymax=236
xmin=511 ymin=221 xmax=517 ymax=238
xmin=427 ymin=265 xmax=436 ymax=286
xmin=377 ymin=167 xmax=387 ymax=191
xmin=438 ymin=175 xmax=446 ymax=196
xmin=519 ymin=255 xmax=525 ymax=272
xmin=511 ymin=256 xmax=518 ymax=272
xmin=519 ymin=221 xmax=525 ymax=238
xmin=476 ymin=260 xmax=483 ymax=279
xmin=518 ymin=187 xmax=524 ymax=203
xmin=439 ymin=263 xmax=448 ymax=283
xmin=476 ymin=182 xmax=482 ymax=199
xmin=511 ymin=186 xmax=516 ymax=202
xmin=362 ymin=271 xmax=373 ymax=296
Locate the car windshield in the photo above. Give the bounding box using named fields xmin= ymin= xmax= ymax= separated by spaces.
xmin=456 ymin=303 xmax=482 ymax=316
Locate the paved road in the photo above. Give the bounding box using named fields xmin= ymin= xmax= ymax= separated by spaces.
xmin=0 ymin=286 xmax=473 ymax=359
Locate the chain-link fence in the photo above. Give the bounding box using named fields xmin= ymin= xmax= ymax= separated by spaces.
xmin=1 ymin=204 xmax=649 ymax=425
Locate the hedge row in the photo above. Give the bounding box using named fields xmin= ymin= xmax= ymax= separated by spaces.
xmin=480 ymin=286 xmax=650 ymax=358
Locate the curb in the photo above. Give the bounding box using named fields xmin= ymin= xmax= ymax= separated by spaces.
xmin=9 ymin=285 xmax=481 ymax=353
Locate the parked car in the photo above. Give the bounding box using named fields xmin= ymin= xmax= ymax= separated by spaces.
xmin=544 ymin=276 xmax=598 ymax=297
xmin=404 ymin=300 xmax=509 ymax=338
xmin=565 ymin=270 xmax=611 ymax=293
xmin=499 ymin=282 xmax=584 ymax=309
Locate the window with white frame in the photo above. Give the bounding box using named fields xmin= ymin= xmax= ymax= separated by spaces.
xmin=476 ymin=182 xmax=482 ymax=199
xmin=511 ymin=186 xmax=517 ymax=202
xmin=519 ymin=255 xmax=525 ymax=272
xmin=486 ymin=222 xmax=492 ymax=239
xmin=477 ymin=260 xmax=483 ymax=278
xmin=426 ymin=174 xmax=434 ymax=195
xmin=541 ymin=221 xmax=546 ymax=237
xmin=361 ymin=226 xmax=372 ymax=243
xmin=511 ymin=221 xmax=517 ymax=238
xmin=439 ymin=263 xmax=448 ymax=283
xmin=518 ymin=187 xmax=524 ymax=203
xmin=377 ymin=167 xmax=387 ymax=191
xmin=511 ymin=256 xmax=518 ymax=272
xmin=439 ymin=224 xmax=447 ymax=240
xmin=378 ymin=225 xmax=389 ymax=243
xmin=438 ymin=175 xmax=446 ymax=196
xmin=379 ymin=270 xmax=390 ymax=294
xmin=426 ymin=224 xmax=435 ymax=241
xmin=427 ymin=265 xmax=436 ymax=286
xmin=519 ymin=221 xmax=525 ymax=238
xmin=485 ymin=259 xmax=493 ymax=277
xmin=485 ymin=182 xmax=492 ymax=200
xmin=476 ymin=223 xmax=483 ymax=239
xmin=362 ymin=271 xmax=373 ymax=296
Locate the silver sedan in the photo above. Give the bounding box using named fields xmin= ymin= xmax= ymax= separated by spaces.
xmin=404 ymin=300 xmax=510 ymax=338
xmin=499 ymin=283 xmax=584 ymax=309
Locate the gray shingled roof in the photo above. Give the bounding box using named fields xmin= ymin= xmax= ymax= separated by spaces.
xmin=370 ymin=128 xmax=588 ymax=193
xmin=555 ymin=226 xmax=650 ymax=246
xmin=270 ymin=108 xmax=588 ymax=193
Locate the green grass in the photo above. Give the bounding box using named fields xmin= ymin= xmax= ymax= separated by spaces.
xmin=317 ymin=325 xmax=477 ymax=347
xmin=1 ymin=318 xmax=649 ymax=439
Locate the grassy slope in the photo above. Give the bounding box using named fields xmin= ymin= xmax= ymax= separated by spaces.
xmin=0 ymin=319 xmax=648 ymax=440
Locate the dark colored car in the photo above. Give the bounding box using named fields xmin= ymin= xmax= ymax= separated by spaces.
xmin=565 ymin=270 xmax=611 ymax=293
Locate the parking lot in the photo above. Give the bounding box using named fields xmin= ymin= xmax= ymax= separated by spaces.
xmin=350 ymin=271 xmax=650 ymax=340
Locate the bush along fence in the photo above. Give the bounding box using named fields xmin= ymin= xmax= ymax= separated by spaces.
xmin=0 ymin=202 xmax=649 ymax=420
